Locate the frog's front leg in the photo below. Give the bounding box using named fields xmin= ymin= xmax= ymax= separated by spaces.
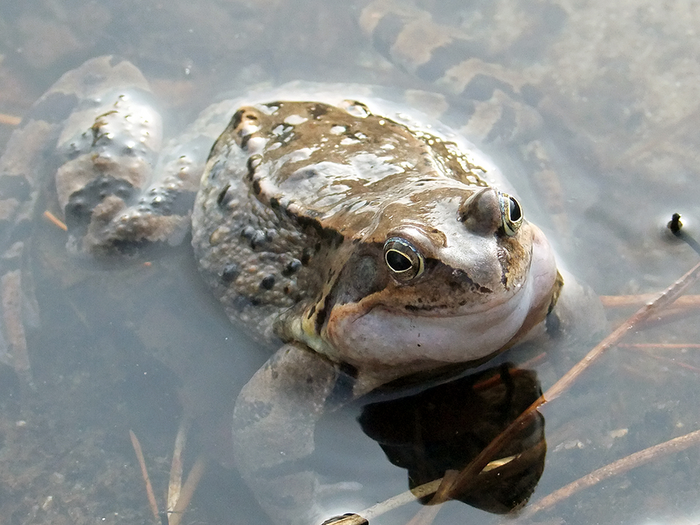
xmin=232 ymin=343 xmax=346 ymax=525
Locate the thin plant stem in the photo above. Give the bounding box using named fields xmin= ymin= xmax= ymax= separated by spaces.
xmin=129 ymin=430 xmax=160 ymax=523
xmin=0 ymin=113 xmax=21 ymax=126
xmin=517 ymin=428 xmax=700 ymax=520
xmin=168 ymin=457 xmax=206 ymax=525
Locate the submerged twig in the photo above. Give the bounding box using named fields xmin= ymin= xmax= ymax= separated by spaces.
xmin=600 ymin=294 xmax=700 ymax=327
xmin=630 ymin=351 xmax=700 ymax=374
xmin=42 ymin=210 xmax=67 ymax=231
xmin=617 ymin=343 xmax=700 ymax=349
xmin=404 ymin=470 xmax=458 ymax=525
xmin=600 ymin=294 xmax=700 ymax=309
xmin=129 ymin=429 xmax=160 ymax=523
xmin=517 ymin=428 xmax=700 ymax=520
xmin=0 ymin=112 xmax=21 ymax=126
xmin=357 ymin=481 xmax=443 ymax=523
xmin=168 ymin=418 xmax=191 ymax=514
xmin=129 ymin=419 xmax=203 ymax=525
xmin=168 ymin=456 xmax=206 ymax=525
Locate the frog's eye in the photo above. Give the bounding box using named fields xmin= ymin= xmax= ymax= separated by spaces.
xmin=384 ymin=238 xmax=424 ymax=282
xmin=498 ymin=192 xmax=523 ymax=236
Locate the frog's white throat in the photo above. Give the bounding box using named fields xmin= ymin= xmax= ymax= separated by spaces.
xmin=322 ymin=225 xmax=558 ymax=373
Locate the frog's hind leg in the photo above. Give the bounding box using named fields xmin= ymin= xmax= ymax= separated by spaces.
xmin=232 ymin=343 xmax=348 ymax=525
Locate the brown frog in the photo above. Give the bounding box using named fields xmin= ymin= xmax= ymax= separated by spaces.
xmin=0 ymin=56 xmax=602 ymax=524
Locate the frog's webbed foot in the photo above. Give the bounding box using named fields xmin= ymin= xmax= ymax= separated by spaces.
xmin=232 ymin=343 xmax=348 ymax=525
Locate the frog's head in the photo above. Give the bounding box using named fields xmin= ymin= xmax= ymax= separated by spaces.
xmin=300 ymin=184 xmax=559 ymax=375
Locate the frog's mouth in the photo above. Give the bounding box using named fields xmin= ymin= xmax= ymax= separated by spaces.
xmin=323 ymin=227 xmax=558 ymax=370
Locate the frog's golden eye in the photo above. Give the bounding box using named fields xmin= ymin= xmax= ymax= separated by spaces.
xmin=498 ymin=192 xmax=523 ymax=236
xmin=384 ymin=238 xmax=424 ymax=282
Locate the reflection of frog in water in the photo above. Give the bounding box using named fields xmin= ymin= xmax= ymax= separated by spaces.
xmin=359 ymin=363 xmax=546 ymax=514
xmin=0 ymin=55 xmax=603 ymax=525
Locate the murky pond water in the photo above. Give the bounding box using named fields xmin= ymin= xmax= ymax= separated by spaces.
xmin=0 ymin=1 xmax=699 ymax=525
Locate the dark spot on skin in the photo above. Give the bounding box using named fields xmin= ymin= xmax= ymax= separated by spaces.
xmin=208 ymin=160 xmax=224 ymax=180
xmin=135 ymin=187 xmax=195 ymax=217
xmin=301 ymin=247 xmax=314 ymax=265
xmin=231 ymin=109 xmax=244 ymax=130
xmin=449 ymin=267 xmax=492 ymax=294
xmin=252 ymin=231 xmax=267 ymax=249
xmin=240 ymin=133 xmax=253 ymax=149
xmin=217 ymin=184 xmax=231 ymax=207
xmin=246 ymin=155 xmax=260 ymax=180
xmin=252 ymin=179 xmax=261 ymax=195
xmin=292 ymin=213 xmax=345 ymax=248
xmin=269 ymin=196 xmax=280 ymax=210
xmin=221 ymin=263 xmax=240 ymax=283
xmin=308 ymin=103 xmax=330 ymax=119
xmin=241 ymin=226 xmax=271 ymax=250
xmin=241 ymin=226 xmax=268 ymax=249
xmin=260 ymin=275 xmax=275 ymax=290
xmin=296 ymin=167 xmax=318 ymax=179
xmin=314 ymin=292 xmax=334 ymax=334
xmin=282 ymin=259 xmax=301 ymax=277
xmin=232 ymin=295 xmax=252 ymax=311
xmin=64 ymin=175 xmax=135 ymax=235
xmin=307 ymin=303 xmax=316 ymax=319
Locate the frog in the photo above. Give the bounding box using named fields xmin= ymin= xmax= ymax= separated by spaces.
xmin=0 ymin=55 xmax=604 ymax=525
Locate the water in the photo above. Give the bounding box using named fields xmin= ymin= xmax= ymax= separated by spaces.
xmin=0 ymin=1 xmax=699 ymax=524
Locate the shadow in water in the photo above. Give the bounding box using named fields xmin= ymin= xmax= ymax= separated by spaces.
xmin=358 ymin=363 xmax=545 ymax=514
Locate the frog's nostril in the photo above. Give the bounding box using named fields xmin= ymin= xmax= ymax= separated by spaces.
xmin=458 ymin=187 xmax=501 ymax=235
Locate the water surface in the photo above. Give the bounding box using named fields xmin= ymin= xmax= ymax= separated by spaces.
xmin=0 ymin=1 xmax=698 ymax=524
